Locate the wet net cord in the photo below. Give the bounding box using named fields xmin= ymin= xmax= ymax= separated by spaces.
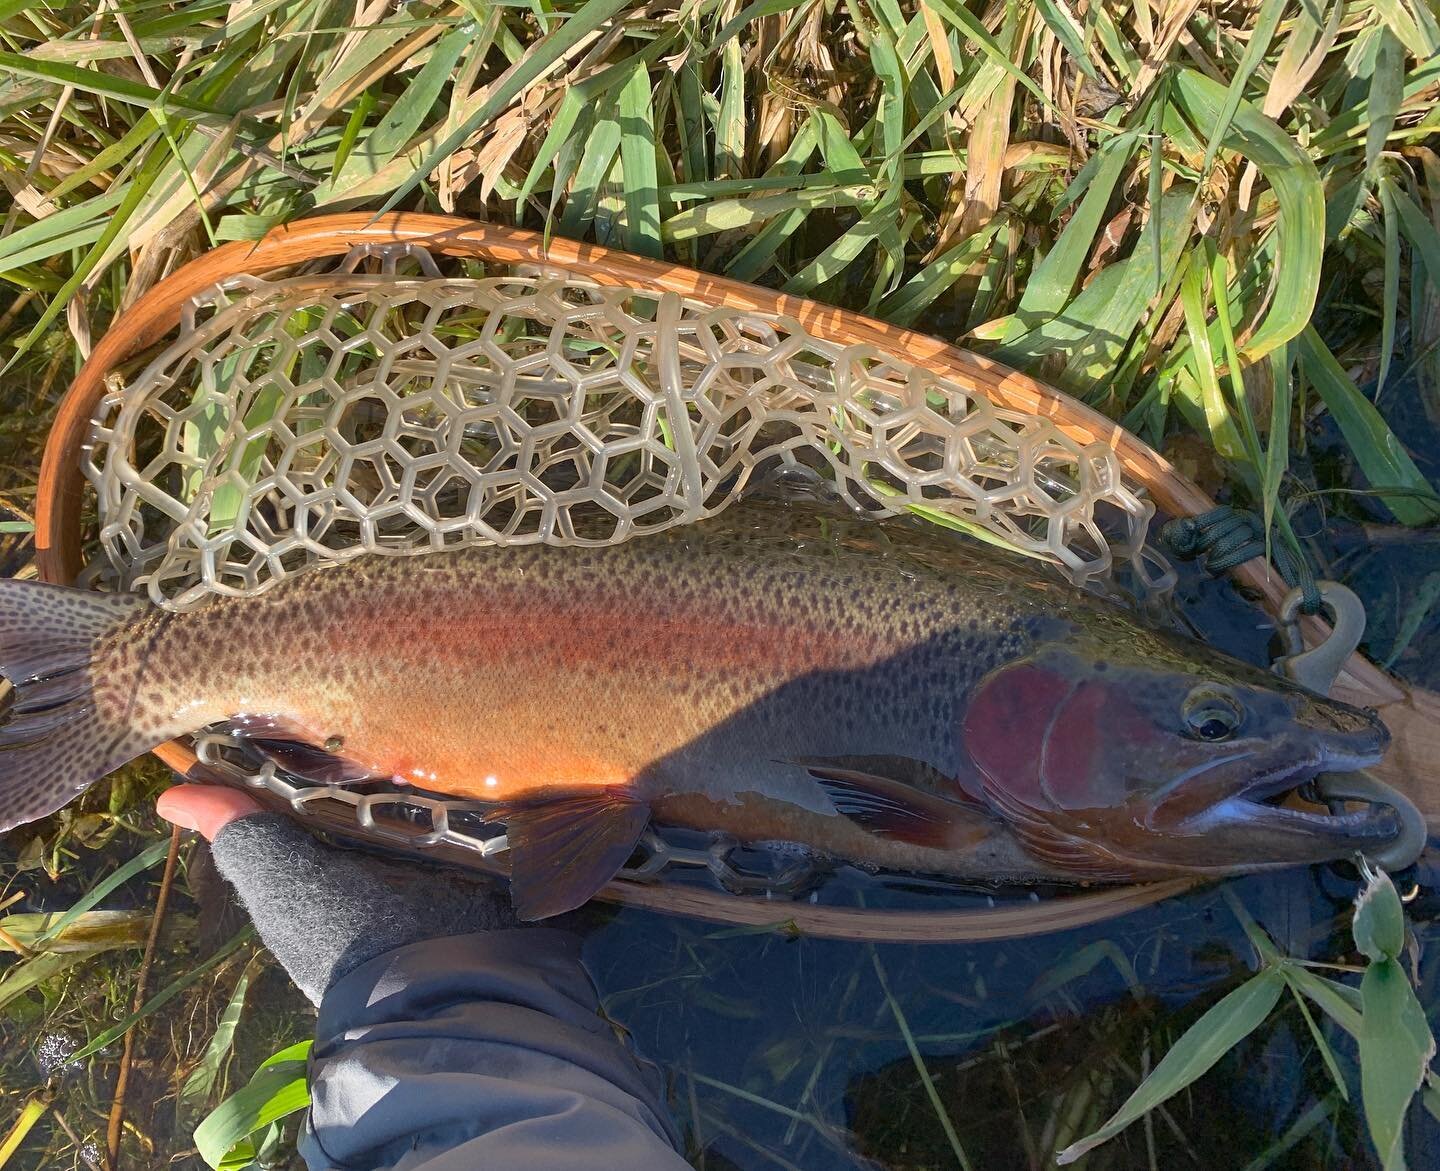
xmin=1160 ymin=506 xmax=1321 ymax=614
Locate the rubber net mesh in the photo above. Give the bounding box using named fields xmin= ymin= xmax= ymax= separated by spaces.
xmin=82 ymin=247 xmax=1164 ymax=609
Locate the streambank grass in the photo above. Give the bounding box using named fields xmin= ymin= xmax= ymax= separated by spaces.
xmin=1 ymin=0 xmax=1439 ymax=1166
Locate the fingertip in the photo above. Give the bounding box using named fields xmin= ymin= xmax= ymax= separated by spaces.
xmin=158 ymin=784 xmax=265 ymax=841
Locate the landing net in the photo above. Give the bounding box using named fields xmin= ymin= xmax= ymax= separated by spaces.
xmin=80 ymin=245 xmax=1167 ymax=608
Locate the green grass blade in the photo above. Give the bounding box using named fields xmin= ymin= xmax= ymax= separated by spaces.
xmin=714 ymin=37 xmax=745 ymax=181
xmin=1057 ymin=968 xmax=1286 ymax=1164
xmin=377 ymin=0 xmax=635 ymax=215
xmin=70 ymin=927 xmax=253 ymax=1063
xmin=676 ymin=48 xmax=708 ymax=186
xmin=871 ymin=948 xmax=975 ymax=1171
xmin=782 ymin=206 xmax=890 ymax=295
xmin=3 ymin=144 xmax=167 ymax=370
xmin=1366 ymin=28 xmax=1404 ymax=182
xmin=1287 ymin=982 xmax=1351 ymax=1103
xmin=1312 ymin=54 xmax=1440 ymax=156
xmin=1384 ymin=176 xmax=1440 ymax=290
xmin=1207 ymin=240 xmax=1264 ymax=466
xmin=1298 ymin=326 xmax=1440 ymax=524
xmin=920 ymin=0 xmax=1047 ymax=108
xmin=0 ymin=186 xmax=127 ymax=272
xmin=194 ymin=1047 xmax=311 ymax=1169
xmin=34 ymin=837 xmax=172 ymax=945
xmin=1033 ymin=0 xmax=1096 ymax=81
xmin=880 ymin=220 xmax=1002 ymax=326
xmin=1180 ymin=259 xmax=1251 ymax=467
xmin=0 ymin=0 xmax=46 ymax=20
xmin=1371 ymin=0 xmax=1439 ymax=60
xmin=178 ymin=953 xmax=261 ymax=1125
xmin=517 ymin=85 xmax=585 ymax=208
xmin=617 ymin=60 xmax=661 ymax=258
xmin=723 ymin=117 xmax=820 ymax=281
xmin=557 ymin=96 xmax=622 ymax=239
xmin=0 ymin=951 xmax=87 ymax=1014
xmin=1262 ymin=344 xmax=1293 ymax=541
xmin=1377 ymin=178 xmax=1401 ymax=396
xmin=1013 ymin=129 xmax=1137 ymax=326
xmin=663 ymin=184 xmax=872 ymax=242
xmin=999 ymin=190 xmax=1192 ymax=395
xmin=1200 ymin=0 xmax=1286 ymax=178
xmin=46 ymin=116 xmax=160 ymax=203
xmin=1384 ymin=571 xmax=1440 ymax=668
xmin=314 ymin=21 xmax=474 ymax=203
xmin=710 ymin=0 xmax=809 ymax=50
xmin=1173 ymin=68 xmax=1324 ymax=363
xmin=1283 ymin=964 xmax=1364 ymax=1038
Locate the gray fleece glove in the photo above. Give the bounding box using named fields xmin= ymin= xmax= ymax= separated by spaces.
xmin=209 ymin=813 xmax=516 ymax=1004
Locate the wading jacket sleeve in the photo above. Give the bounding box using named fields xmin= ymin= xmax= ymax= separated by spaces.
xmin=208 ymin=814 xmax=688 ymax=1171
xmin=298 ymin=930 xmax=690 ymax=1171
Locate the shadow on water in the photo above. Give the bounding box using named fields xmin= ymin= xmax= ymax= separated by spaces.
xmin=580 ymin=451 xmax=1440 ymax=1170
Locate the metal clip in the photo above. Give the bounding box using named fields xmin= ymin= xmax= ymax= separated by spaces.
xmin=1273 ymin=580 xmax=1367 ymax=697
xmin=1271 ymin=583 xmax=1427 ymax=873
xmin=1312 ymin=772 xmax=1428 ymax=873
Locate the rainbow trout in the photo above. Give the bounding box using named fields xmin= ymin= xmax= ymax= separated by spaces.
xmin=0 ymin=503 xmax=1395 ymax=918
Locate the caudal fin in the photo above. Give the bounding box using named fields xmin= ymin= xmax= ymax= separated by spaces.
xmin=0 ymin=580 xmax=151 ymax=831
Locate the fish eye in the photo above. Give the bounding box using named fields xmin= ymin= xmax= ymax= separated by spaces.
xmin=1182 ymin=687 xmax=1244 ymax=742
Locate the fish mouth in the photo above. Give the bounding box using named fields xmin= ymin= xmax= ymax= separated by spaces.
xmin=1192 ymin=745 xmax=1399 ymax=842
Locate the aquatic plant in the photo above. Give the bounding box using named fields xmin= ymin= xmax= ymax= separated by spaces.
xmin=1 ymin=0 xmax=1439 ymax=1166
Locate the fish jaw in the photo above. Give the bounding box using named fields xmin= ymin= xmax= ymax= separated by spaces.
xmin=1166 ymin=740 xmax=1399 ymax=864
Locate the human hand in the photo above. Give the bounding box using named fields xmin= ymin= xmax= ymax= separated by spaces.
xmin=158 ymin=783 xmax=515 ymax=1005
xmin=157 ymin=783 xmax=264 ymax=840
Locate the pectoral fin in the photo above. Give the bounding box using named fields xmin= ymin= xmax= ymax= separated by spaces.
xmin=798 ymin=761 xmax=995 ymax=850
xmin=491 ymin=789 xmax=650 ymax=920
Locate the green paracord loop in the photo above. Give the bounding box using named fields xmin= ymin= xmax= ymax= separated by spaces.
xmin=1160 ymin=506 xmax=1322 ymax=615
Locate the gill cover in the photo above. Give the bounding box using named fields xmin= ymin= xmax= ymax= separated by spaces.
xmin=959 ymin=649 xmax=1170 ymax=877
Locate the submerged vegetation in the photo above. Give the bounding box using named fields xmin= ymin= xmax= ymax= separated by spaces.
xmin=1 ymin=0 xmax=1439 ymax=1166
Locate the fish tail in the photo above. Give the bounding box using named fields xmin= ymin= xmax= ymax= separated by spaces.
xmin=0 ymin=580 xmax=152 ymax=831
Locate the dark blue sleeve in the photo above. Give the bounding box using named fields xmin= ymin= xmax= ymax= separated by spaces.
xmin=298 ymin=927 xmax=691 ymax=1171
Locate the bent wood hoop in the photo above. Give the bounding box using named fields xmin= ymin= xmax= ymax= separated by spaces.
xmin=34 ymin=213 xmax=1440 ymax=942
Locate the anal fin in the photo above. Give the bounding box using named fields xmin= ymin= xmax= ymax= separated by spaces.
xmin=491 ymin=788 xmax=650 ymax=920
xmin=796 ymin=761 xmax=995 ymax=850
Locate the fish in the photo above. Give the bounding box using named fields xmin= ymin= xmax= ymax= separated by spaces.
xmin=0 ymin=501 xmax=1397 ymax=919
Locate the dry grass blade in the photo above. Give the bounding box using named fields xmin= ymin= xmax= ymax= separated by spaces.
xmin=104 ymin=824 xmax=182 ymax=1171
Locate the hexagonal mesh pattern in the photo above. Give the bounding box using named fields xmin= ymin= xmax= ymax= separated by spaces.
xmin=83 ymin=252 xmax=1162 ymax=609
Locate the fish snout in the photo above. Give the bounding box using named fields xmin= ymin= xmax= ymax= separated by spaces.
xmin=1305 ymin=697 xmax=1390 ymax=767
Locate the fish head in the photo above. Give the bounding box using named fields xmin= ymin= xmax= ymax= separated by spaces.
xmin=960 ymin=633 xmax=1395 ymax=878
